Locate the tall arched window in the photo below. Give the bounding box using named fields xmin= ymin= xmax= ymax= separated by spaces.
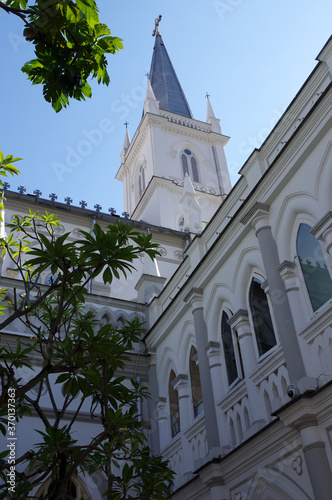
xmin=37 ymin=476 xmax=90 ymax=499
xmin=169 ymin=370 xmax=180 ymax=437
xmin=138 ymin=165 xmax=145 ymax=198
xmin=297 ymin=223 xmax=332 ymax=311
xmin=181 ymin=149 xmax=199 ymax=182
xmin=249 ymin=278 xmax=276 ymax=357
xmin=189 ymin=346 xmax=203 ymax=417
xmin=221 ymin=311 xmax=238 ymax=385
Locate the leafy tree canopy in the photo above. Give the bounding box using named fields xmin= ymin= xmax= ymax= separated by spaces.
xmin=0 ymin=0 xmax=123 ymax=111
xmin=0 ymin=153 xmax=174 ymax=499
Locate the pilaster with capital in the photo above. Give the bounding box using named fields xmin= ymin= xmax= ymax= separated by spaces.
xmin=277 ymin=397 xmax=332 ymax=500
xmin=241 ymin=203 xmax=309 ymax=388
xmin=156 ymin=397 xmax=169 ymax=450
xmin=278 ymin=260 xmax=307 ymax=331
xmin=228 ymin=310 xmax=265 ymax=429
xmin=147 ymin=348 xmax=161 ymax=453
xmin=205 ymin=341 xmax=229 ymax=450
xmin=172 ymin=374 xmax=192 ymax=474
xmin=184 ymin=288 xmax=221 ymax=453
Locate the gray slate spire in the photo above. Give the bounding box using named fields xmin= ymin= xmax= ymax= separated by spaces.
xmin=149 ymin=34 xmax=193 ymax=119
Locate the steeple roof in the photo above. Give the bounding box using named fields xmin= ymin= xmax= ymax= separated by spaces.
xmin=149 ymin=34 xmax=193 ymax=119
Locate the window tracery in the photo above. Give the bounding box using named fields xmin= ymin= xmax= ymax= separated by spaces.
xmin=180 ymin=149 xmax=199 ymax=182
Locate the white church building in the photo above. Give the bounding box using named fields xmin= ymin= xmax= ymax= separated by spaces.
xmin=1 ymin=25 xmax=332 ymax=500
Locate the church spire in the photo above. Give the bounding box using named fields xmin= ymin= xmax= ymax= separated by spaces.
xmin=150 ymin=16 xmax=193 ymax=119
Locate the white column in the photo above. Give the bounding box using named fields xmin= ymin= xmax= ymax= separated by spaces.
xmin=278 ymin=260 xmax=307 ymax=331
xmin=172 ymin=374 xmax=192 ymax=474
xmin=228 ymin=309 xmax=265 ymax=431
xmin=184 ymin=289 xmax=221 ymax=454
xmin=147 ymin=349 xmax=161 ymax=454
xmin=279 ymin=398 xmax=332 ymax=500
xmin=241 ymin=203 xmax=314 ymax=392
xmin=156 ymin=397 xmax=169 ymax=450
xmin=206 ymin=341 xmax=229 ymax=452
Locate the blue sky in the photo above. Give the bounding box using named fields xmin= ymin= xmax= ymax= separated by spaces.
xmin=1 ymin=1 xmax=331 ymax=216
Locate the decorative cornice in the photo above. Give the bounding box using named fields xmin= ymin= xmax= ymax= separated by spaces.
xmin=240 ymin=202 xmax=270 ymax=227
xmin=183 ymin=287 xmax=204 ymax=307
xmin=159 ymin=111 xmax=212 ymax=133
xmin=311 ymin=211 xmax=332 ymax=240
xmin=227 ymin=309 xmax=249 ymax=328
xmin=135 ymin=274 xmax=167 ymax=291
xmin=172 ymin=373 xmax=189 ymax=392
xmin=218 ymin=379 xmax=247 ymax=413
xmin=131 ymin=176 xmax=220 ymax=221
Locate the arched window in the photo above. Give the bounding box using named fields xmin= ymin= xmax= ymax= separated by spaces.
xmin=189 ymin=346 xmax=203 ymax=417
xmin=37 ymin=476 xmax=90 ymax=499
xmin=221 ymin=311 xmax=238 ymax=385
xmin=297 ymin=223 xmax=332 ymax=311
xmin=249 ymin=278 xmax=276 ymax=357
xmin=138 ymin=165 xmax=145 ymax=198
xmin=181 ymin=149 xmax=199 ymax=182
xmin=169 ymin=370 xmax=180 ymax=437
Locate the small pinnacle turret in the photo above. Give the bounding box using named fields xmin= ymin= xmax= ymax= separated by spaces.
xmin=206 ymin=95 xmax=222 ymax=134
xmin=120 ymin=125 xmax=131 ymax=164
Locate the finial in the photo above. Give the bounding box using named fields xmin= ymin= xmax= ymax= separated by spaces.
xmin=152 ymin=15 xmax=162 ymax=36
xmin=124 ymin=121 xmax=129 ymax=129
xmin=64 ymin=196 xmax=73 ymax=206
xmin=49 ymin=193 xmax=57 ymax=202
xmin=205 ymin=92 xmax=210 ymax=100
xmin=34 ymin=189 xmax=42 ymax=198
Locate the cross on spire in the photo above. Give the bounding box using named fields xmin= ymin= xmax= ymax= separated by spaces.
xmin=205 ymin=92 xmax=210 ymax=100
xmin=124 ymin=121 xmax=129 ymax=129
xmin=152 ymin=15 xmax=162 ymax=36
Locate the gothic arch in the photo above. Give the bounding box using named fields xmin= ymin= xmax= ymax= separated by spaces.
xmin=314 ymin=140 xmax=332 ymax=209
xmin=247 ymin=272 xmax=277 ymax=358
xmin=232 ymin=246 xmax=264 ymax=308
xmin=95 ymin=307 xmax=115 ymax=326
xmin=177 ymin=320 xmax=195 ymax=371
xmin=132 ymin=155 xmax=148 ymax=203
xmin=158 ymin=346 xmax=179 ymax=395
xmin=171 ymin=139 xmax=205 ymax=183
xmin=248 ymin=470 xmax=312 ymax=500
xmin=205 ymin=282 xmax=235 ymax=339
xmin=288 ymin=214 xmax=332 ymax=316
xmin=274 ymin=193 xmax=320 ymax=262
xmin=35 ymin=474 xmax=93 ymax=500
